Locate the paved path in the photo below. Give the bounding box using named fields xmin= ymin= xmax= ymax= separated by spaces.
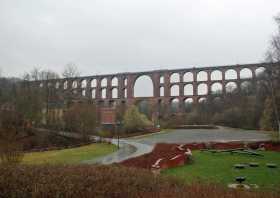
xmin=45 ymin=127 xmax=271 ymax=165
xmin=128 ymin=127 xmax=271 ymax=146
xmin=82 ymin=139 xmax=154 ymax=164
xmin=83 ymin=127 xmax=271 ymax=164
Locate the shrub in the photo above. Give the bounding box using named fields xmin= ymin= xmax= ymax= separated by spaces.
xmin=0 ymin=127 xmax=24 ymax=165
xmin=123 ymin=105 xmax=152 ymax=133
xmin=0 ymin=110 xmax=24 ymax=165
xmin=0 ymin=164 xmax=278 ymax=198
xmin=160 ymin=114 xmax=186 ymax=128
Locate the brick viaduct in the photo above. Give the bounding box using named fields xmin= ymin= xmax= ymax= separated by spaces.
xmin=28 ymin=62 xmax=276 ymax=114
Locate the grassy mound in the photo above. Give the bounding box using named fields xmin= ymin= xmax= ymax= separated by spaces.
xmin=0 ymin=165 xmax=278 ymax=198
xmin=22 ymin=143 xmax=116 ymax=165
xmin=163 ymin=150 xmax=280 ymax=190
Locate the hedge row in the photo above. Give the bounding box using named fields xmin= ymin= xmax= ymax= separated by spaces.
xmin=0 ymin=164 xmax=279 ymax=198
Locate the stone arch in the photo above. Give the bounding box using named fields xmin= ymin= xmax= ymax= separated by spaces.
xmin=55 ymin=82 xmax=60 ymax=89
xmin=170 ymin=73 xmax=180 ymax=83
xmin=184 ymin=98 xmax=193 ymax=112
xmin=160 ymin=76 xmax=164 ymax=84
xmin=81 ymin=79 xmax=87 ymax=88
xmin=213 ymin=97 xmax=222 ymax=105
xmin=197 ymin=83 xmax=208 ymax=95
xmin=63 ymin=81 xmax=68 ymax=89
xmin=101 ymin=78 xmax=107 ymax=87
xmin=72 ymin=80 xmax=78 ymax=89
xmin=211 ymin=70 xmax=222 ymax=81
xmin=255 ymin=67 xmax=266 ymax=77
xmin=112 ymin=77 xmax=118 ymax=86
xmin=123 ymin=88 xmax=127 ymax=98
xmin=134 ymin=75 xmax=154 ymax=97
xmin=101 ymin=88 xmax=107 ymax=99
xmin=225 ymin=69 xmax=237 ymax=80
xmin=91 ymin=89 xmax=96 ymax=99
xmin=160 ymin=86 xmax=164 ymax=97
xmin=211 ymin=82 xmax=223 ymax=94
xmin=184 ymin=98 xmax=194 ymax=104
xmin=241 ymin=81 xmax=253 ymax=93
xmin=184 ymin=84 xmax=193 ymax=96
xmin=240 ymin=68 xmax=253 ymax=79
xmin=225 ymin=82 xmax=237 ymax=93
xmin=91 ymin=79 xmax=97 ymax=87
xmin=170 ymin=85 xmax=180 ymax=96
xmin=124 ymin=78 xmax=128 ymax=86
xmin=112 ymin=88 xmax=118 ymax=99
xmin=82 ymin=89 xmax=86 ymax=97
xmin=183 ymin=72 xmax=193 ymax=82
xmin=170 ymin=98 xmax=180 ymax=113
xmin=256 ymin=80 xmax=267 ymax=91
xmin=197 ymin=71 xmax=208 ymax=81
xmin=198 ymin=97 xmax=207 ymax=103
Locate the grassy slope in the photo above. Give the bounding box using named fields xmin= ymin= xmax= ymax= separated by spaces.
xmin=23 ymin=143 xmax=116 ymax=165
xmin=163 ymin=151 xmax=280 ymax=190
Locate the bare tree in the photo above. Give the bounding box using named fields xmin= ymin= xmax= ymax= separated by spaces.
xmin=265 ymin=14 xmax=280 ymax=138
xmin=22 ymin=67 xmax=60 ymax=81
xmin=62 ymin=63 xmax=81 ymax=78
xmin=63 ymin=102 xmax=97 ymax=141
xmin=266 ymin=14 xmax=280 ymax=62
xmin=19 ymin=68 xmax=60 ymax=126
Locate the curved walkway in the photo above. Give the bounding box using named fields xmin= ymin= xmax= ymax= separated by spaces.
xmin=82 ymin=139 xmax=154 ymax=164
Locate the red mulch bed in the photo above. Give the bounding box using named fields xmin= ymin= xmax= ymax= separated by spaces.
xmin=121 ymin=143 xmax=186 ymax=169
xmin=120 ymin=141 xmax=280 ymax=170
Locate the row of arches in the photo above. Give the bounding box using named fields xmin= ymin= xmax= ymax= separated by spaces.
xmin=42 ymin=77 xmax=255 ymax=99
xmin=167 ymin=67 xmax=265 ymax=83
xmin=168 ymin=81 xmax=253 ymax=96
xmin=42 ymin=77 xmax=128 ymax=90
xmin=45 ymin=78 xmax=254 ymax=99
xmin=38 ymin=65 xmax=266 ymax=99
xmin=72 ymin=87 xmax=128 ymax=99
xmin=140 ymin=81 xmax=250 ymax=97
xmin=40 ymin=66 xmax=266 ymax=90
xmin=74 ymin=80 xmax=252 ymax=99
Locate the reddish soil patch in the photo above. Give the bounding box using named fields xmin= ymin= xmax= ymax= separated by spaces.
xmin=120 ymin=141 xmax=280 ymax=170
xmin=121 ymin=143 xmax=188 ymax=169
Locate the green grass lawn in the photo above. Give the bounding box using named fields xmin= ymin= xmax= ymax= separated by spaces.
xmin=162 ymin=150 xmax=280 ymax=190
xmin=23 ymin=143 xmax=117 ymax=165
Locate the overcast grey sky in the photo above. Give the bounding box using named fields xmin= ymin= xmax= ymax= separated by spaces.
xmin=0 ymin=0 xmax=279 ymax=77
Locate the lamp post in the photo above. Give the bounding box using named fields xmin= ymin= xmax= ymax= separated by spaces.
xmin=115 ymin=121 xmax=121 ymax=149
